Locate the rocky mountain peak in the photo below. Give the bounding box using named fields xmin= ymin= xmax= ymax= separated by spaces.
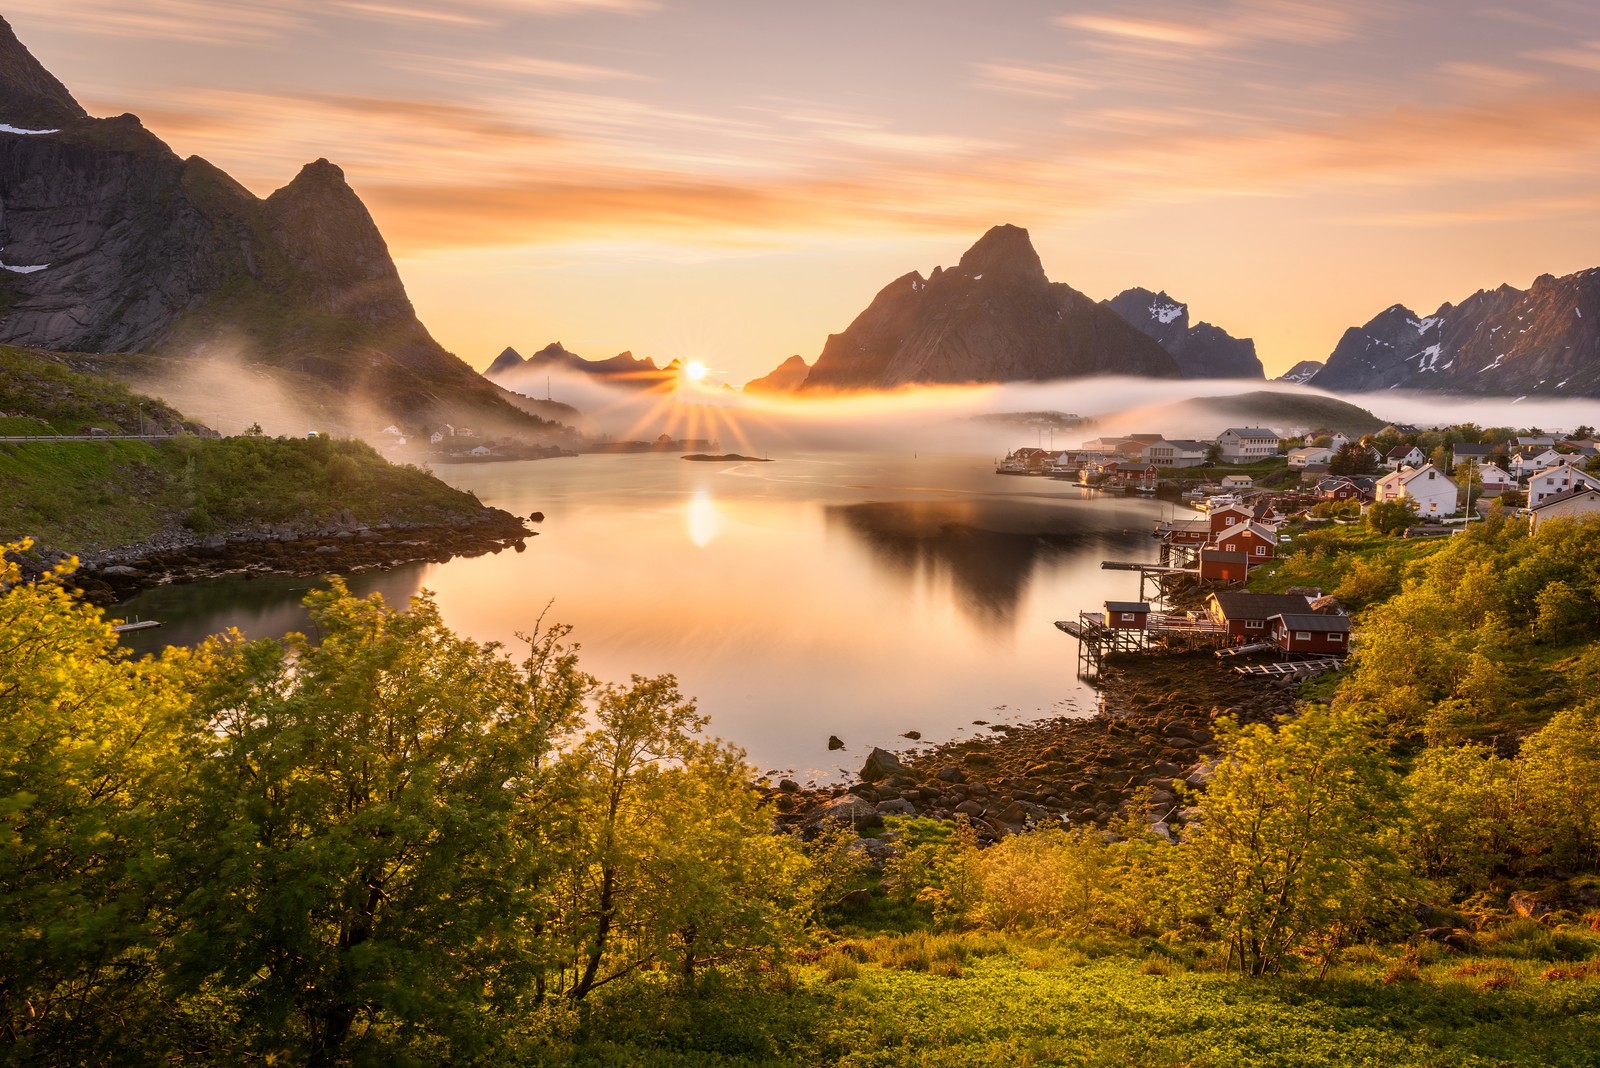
xmin=955 ymin=224 xmax=1047 ymax=285
xmin=486 ymin=347 xmax=526 ymax=375
xmin=1103 ymin=286 xmax=1262 ymax=380
xmin=0 ymin=16 xmax=87 ymax=128
xmin=263 ymin=159 xmax=413 ymax=324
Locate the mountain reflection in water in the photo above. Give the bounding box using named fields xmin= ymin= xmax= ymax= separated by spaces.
xmin=826 ymin=499 xmax=1135 ymax=624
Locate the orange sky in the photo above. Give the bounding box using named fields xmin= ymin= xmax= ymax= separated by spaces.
xmin=11 ymin=1 xmax=1600 ymax=383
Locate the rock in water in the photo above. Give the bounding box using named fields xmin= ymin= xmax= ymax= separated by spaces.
xmin=827 ymin=735 xmax=845 ymax=751
xmin=859 ymin=746 xmax=908 ymax=782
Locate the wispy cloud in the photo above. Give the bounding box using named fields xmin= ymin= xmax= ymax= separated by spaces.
xmin=972 ymin=63 xmax=1090 ymax=99
xmin=1058 ymin=0 xmax=1382 ymax=53
xmin=8 ymin=0 xmax=656 ymax=43
xmin=1525 ymin=40 xmax=1600 ymax=73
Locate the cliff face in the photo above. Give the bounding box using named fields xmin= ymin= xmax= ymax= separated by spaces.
xmin=801 ymin=225 xmax=1179 ymax=390
xmin=0 ymin=16 xmax=559 ymax=438
xmin=1103 ymin=288 xmax=1263 ymax=380
xmin=1312 ymin=270 xmax=1600 ymax=395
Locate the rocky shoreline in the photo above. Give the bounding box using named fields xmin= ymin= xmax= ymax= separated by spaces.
xmin=769 ymin=653 xmax=1301 ymax=841
xmin=49 ymin=508 xmax=536 ymax=606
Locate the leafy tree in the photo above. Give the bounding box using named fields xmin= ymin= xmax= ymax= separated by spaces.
xmin=165 ymin=582 xmax=581 ymax=1064
xmin=1180 ymin=707 xmax=1415 ymax=977
xmin=1404 ymin=744 xmax=1517 ymax=890
xmin=556 ymin=674 xmax=797 ymax=998
xmin=1329 ymin=442 xmax=1376 ymax=476
xmin=1366 ymin=499 xmax=1416 ymax=536
xmin=0 ymin=544 xmax=188 ymax=1060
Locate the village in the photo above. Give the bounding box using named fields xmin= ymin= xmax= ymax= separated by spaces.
xmin=1030 ymin=422 xmax=1600 ymax=680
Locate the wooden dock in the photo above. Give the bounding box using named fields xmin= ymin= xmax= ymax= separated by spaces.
xmin=1233 ymin=658 xmax=1343 ymax=678
xmin=111 ymin=620 xmax=162 ymax=634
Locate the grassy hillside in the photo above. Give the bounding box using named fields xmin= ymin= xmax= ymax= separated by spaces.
xmin=0 ymin=347 xmax=494 ymax=551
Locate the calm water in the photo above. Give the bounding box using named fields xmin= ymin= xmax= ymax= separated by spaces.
xmin=116 ymin=452 xmax=1167 ymax=781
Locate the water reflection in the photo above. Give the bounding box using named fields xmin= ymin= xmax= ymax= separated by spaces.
xmin=113 ymin=566 xmax=428 ymax=658
xmin=686 ymin=489 xmax=721 ymax=548
xmin=827 ymin=499 xmax=1145 ymax=624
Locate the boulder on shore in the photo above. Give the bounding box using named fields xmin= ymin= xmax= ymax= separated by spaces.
xmin=860 ymin=746 xmax=908 ymax=782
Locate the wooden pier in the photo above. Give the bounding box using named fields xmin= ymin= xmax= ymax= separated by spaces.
xmin=111 ymin=619 xmax=162 ymax=634
xmin=1056 ymin=608 xmax=1228 ymax=679
xmin=1098 ymin=560 xmax=1196 ymax=606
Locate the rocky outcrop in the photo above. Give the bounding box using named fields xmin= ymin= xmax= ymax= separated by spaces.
xmin=1313 ymin=269 xmax=1600 ymax=395
xmin=743 ymin=354 xmax=810 ymax=393
xmin=0 ymin=16 xmax=562 ymax=439
xmin=801 ymin=225 xmax=1179 ymax=390
xmin=1103 ymin=288 xmax=1263 ymax=379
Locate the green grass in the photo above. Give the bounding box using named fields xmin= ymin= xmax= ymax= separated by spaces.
xmin=525 ymin=932 xmax=1600 ymax=1066
xmin=0 ymin=435 xmax=488 ymax=550
xmin=0 ymin=345 xmax=192 ymax=435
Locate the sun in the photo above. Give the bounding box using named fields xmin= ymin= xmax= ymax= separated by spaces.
xmin=683 ymin=360 xmax=709 ymax=383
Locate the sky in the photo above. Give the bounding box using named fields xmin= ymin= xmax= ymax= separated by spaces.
xmin=11 ymin=0 xmax=1600 ymax=383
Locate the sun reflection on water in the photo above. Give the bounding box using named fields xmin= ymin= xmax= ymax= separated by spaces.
xmin=686 ymin=489 xmax=721 ymax=548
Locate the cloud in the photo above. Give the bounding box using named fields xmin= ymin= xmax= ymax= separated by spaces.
xmin=1057 ymin=0 xmax=1380 ymax=54
xmin=1525 ymin=40 xmax=1600 ymax=73
xmin=972 ymin=63 xmax=1090 ymax=99
xmin=7 ymin=0 xmax=655 ymax=43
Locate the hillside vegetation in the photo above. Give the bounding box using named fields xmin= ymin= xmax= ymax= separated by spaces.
xmin=5 ymin=510 xmax=1600 ymax=1064
xmin=0 ymin=348 xmax=493 ymax=551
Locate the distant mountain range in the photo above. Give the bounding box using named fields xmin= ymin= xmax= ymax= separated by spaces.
xmin=1101 ymin=288 xmax=1263 ymax=379
xmin=486 ymin=342 xmax=679 ymax=390
xmin=0 ymin=16 xmax=564 ymax=440
xmin=1300 ymin=270 xmax=1600 ymax=395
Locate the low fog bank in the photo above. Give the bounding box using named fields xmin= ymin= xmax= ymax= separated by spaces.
xmin=500 ymin=368 xmax=1598 ymax=457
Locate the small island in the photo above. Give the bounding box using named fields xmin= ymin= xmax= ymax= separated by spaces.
xmin=682 ymin=453 xmax=773 ymax=462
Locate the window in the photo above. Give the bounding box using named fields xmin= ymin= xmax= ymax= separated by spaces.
xmin=1255 ymin=545 xmax=1268 ymax=556
xmin=1245 ymin=620 xmax=1263 ymax=630
xmin=1120 ymin=613 xmax=1136 ymax=622
xmin=1329 ymin=633 xmax=1344 ymax=643
xmin=1295 ymin=631 xmax=1312 ymax=641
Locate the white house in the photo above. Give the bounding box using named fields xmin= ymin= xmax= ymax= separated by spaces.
xmin=1529 ymin=487 xmax=1600 ymax=532
xmin=1452 ymin=443 xmax=1495 ymax=468
xmin=1328 ymin=432 xmax=1351 ymax=452
xmin=1140 ymin=439 xmax=1211 ymax=468
xmin=469 ymin=444 xmax=493 ymax=457
xmin=1215 ymin=427 xmax=1280 ymax=463
xmin=1526 ymin=462 xmax=1600 ymax=507
xmin=1287 ymin=446 xmax=1334 ymax=469
xmin=1220 ymin=474 xmax=1255 ymax=490
xmin=1373 ymin=463 xmax=1458 ymax=517
xmin=1509 ymin=448 xmax=1563 ymax=479
xmin=1473 ymin=462 xmax=1514 ymax=494
xmin=1385 ymin=444 xmax=1426 ymax=470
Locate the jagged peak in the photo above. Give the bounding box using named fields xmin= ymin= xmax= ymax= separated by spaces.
xmin=0 ymin=15 xmax=88 ymax=128
xmin=956 ymin=224 xmax=1046 ymax=284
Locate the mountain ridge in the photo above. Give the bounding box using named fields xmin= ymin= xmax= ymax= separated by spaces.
xmin=0 ymin=15 xmax=564 ymax=440
xmin=1102 ymin=287 xmax=1263 ymax=379
xmin=800 ymin=225 xmax=1180 ymax=390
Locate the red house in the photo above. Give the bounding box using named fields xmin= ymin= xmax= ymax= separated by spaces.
xmin=1269 ymin=613 xmax=1350 ymax=654
xmin=1214 ymin=521 xmax=1278 ymax=561
xmin=1198 ymin=548 xmax=1248 ymax=583
xmin=1104 ymin=601 xmax=1150 ymax=630
xmin=1208 ymin=504 xmax=1254 ymax=534
xmin=1207 ymin=592 xmax=1316 ymax=641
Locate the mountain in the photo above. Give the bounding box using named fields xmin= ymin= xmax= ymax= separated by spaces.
xmin=743 ymin=355 xmax=810 ymax=394
xmin=485 ymin=342 xmax=672 ymax=390
xmin=0 ymin=16 xmax=565 ymax=440
xmin=1311 ymin=269 xmax=1600 ymax=395
xmin=1277 ymin=360 xmax=1324 ymax=385
xmin=1102 ymin=288 xmax=1263 ymax=379
xmin=800 ymin=225 xmax=1179 ymax=390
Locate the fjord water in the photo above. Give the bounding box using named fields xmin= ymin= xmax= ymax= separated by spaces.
xmin=117 ymin=453 xmax=1166 ymax=781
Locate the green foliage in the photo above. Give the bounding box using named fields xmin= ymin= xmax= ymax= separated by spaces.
xmin=1181 ymin=706 xmax=1417 ymax=977
xmin=0 ymin=545 xmax=189 ymax=1060
xmin=0 ymin=345 xmax=190 ymax=435
xmin=1367 ymin=499 xmax=1418 ymax=536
